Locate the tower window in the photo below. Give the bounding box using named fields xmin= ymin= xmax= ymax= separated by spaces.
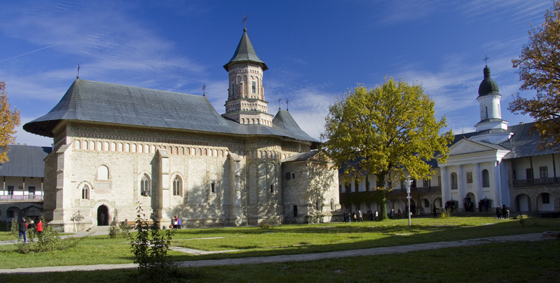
xmin=211 ymin=182 xmax=215 ymax=193
xmin=252 ymin=81 xmax=256 ymax=93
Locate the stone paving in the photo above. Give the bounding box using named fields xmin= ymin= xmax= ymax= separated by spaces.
xmin=0 ymin=232 xmax=555 ymax=274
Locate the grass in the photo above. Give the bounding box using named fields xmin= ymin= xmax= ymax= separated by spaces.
xmin=0 ymin=216 xmax=559 ymax=282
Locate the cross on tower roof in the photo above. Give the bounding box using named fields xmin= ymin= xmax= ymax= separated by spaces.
xmin=483 ymin=55 xmax=490 ymax=66
xmin=202 ymin=83 xmax=206 ymax=96
xmin=278 ymin=98 xmax=282 ymax=110
xmin=243 ymin=14 xmax=247 ymax=31
xmin=286 ymin=99 xmax=289 ymax=111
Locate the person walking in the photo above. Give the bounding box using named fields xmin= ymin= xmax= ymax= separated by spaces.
xmin=18 ymin=218 xmax=27 ymax=243
xmin=36 ymin=218 xmax=43 ymax=236
xmin=496 ymin=207 xmax=502 ymax=219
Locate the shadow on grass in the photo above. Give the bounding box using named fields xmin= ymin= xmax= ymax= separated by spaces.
xmin=112 ymin=217 xmax=559 ymax=263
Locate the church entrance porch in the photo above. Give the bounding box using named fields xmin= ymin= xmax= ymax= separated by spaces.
xmin=97 ymin=205 xmax=109 ymax=226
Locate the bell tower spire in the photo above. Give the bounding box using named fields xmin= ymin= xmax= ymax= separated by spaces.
xmin=222 ymin=20 xmax=273 ymax=126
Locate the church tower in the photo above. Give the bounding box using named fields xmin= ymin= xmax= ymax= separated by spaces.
xmin=222 ymin=28 xmax=274 ymax=126
xmin=470 ymin=65 xmax=512 ymax=144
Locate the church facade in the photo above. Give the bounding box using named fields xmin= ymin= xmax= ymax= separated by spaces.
xmin=340 ymin=65 xmax=560 ymax=217
xmin=24 ymin=28 xmax=340 ymax=232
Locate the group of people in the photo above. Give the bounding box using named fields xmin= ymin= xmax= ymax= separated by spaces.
xmin=171 ymin=216 xmax=182 ymax=229
xmin=18 ymin=217 xmax=44 ymax=243
xmin=496 ymin=205 xmax=510 ymax=219
xmin=343 ymin=210 xmax=365 ymax=222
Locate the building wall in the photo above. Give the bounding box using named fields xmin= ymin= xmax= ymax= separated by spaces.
xmin=41 ymin=121 xmax=335 ymax=232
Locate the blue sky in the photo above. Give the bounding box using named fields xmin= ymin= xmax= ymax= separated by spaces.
xmin=0 ymin=0 xmax=552 ymax=146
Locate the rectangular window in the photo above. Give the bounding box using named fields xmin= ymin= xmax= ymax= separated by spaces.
xmin=270 ymin=184 xmax=274 ymax=193
xmin=543 ymin=193 xmax=550 ymax=204
xmin=423 ymin=179 xmax=430 ymax=187
xmin=252 ymin=81 xmax=256 ymax=93
xmin=7 ymin=186 xmax=14 ymax=195
xmin=211 ymin=182 xmax=215 ymax=193
xmin=28 ymin=186 xmax=36 ymax=195
xmin=291 ymin=172 xmax=295 ymax=179
xmin=539 ymin=166 xmax=548 ymax=179
xmin=526 ymin=168 xmax=534 ymax=180
xmin=466 ymin=172 xmax=473 ymax=184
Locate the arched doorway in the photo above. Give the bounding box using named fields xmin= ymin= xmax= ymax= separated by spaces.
xmin=465 ymin=192 xmax=476 ymax=212
xmin=97 ymin=205 xmax=109 ymax=226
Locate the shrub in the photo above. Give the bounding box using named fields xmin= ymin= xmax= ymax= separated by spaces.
xmin=130 ymin=205 xmax=179 ymax=282
xmin=440 ymin=209 xmax=452 ymax=218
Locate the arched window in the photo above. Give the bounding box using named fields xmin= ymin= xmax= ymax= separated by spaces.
xmin=482 ymin=169 xmax=490 ymax=187
xmin=82 ymin=185 xmax=90 ymax=200
xmin=450 ymin=173 xmax=458 ymax=190
xmin=141 ymin=174 xmax=151 ymax=196
xmin=173 ymin=176 xmax=182 ymax=196
xmin=97 ymin=166 xmax=109 ymax=180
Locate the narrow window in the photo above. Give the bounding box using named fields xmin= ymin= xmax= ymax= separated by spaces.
xmin=211 ymin=182 xmax=215 ymax=193
xmin=539 ymin=166 xmax=548 ymax=179
xmin=482 ymin=170 xmax=490 ymax=187
xmin=141 ymin=175 xmax=151 ymax=196
xmin=82 ymin=185 xmax=89 ymax=200
xmin=252 ymin=81 xmax=256 ymax=93
xmin=293 ymin=205 xmax=298 ymax=217
xmin=173 ymin=176 xmax=182 ymax=196
xmin=28 ymin=186 xmax=36 ymax=195
xmin=270 ymin=184 xmax=274 ymax=193
xmin=7 ymin=186 xmax=14 ymax=195
xmin=291 ymin=172 xmax=295 ymax=179
xmin=451 ymin=173 xmax=458 ymax=190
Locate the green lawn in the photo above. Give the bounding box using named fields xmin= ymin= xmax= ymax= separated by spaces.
xmin=0 ymin=217 xmax=559 ymax=282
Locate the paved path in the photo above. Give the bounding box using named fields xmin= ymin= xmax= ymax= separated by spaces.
xmin=0 ymin=232 xmax=551 ymax=274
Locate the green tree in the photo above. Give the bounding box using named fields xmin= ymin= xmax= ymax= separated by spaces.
xmin=322 ymin=78 xmax=453 ymax=220
xmin=0 ymin=81 xmax=21 ymax=163
xmin=510 ymin=0 xmax=560 ymax=150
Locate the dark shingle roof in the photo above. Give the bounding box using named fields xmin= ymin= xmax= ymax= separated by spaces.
xmin=0 ymin=145 xmax=52 ymax=177
xmin=499 ymin=122 xmax=557 ymax=159
xmin=23 ymin=79 xmax=318 ymax=143
xmin=223 ymin=29 xmax=268 ymax=71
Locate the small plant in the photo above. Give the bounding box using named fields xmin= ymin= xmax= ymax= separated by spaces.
xmin=10 ymin=218 xmax=18 ymax=237
xmin=440 ymin=209 xmax=452 ymax=218
xmin=130 ymin=204 xmax=180 ymax=281
xmin=259 ymin=216 xmax=279 ymax=230
xmin=517 ymin=214 xmax=528 ymax=227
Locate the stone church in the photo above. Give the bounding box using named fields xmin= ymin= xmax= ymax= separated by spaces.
xmin=23 ymin=28 xmax=340 ymax=232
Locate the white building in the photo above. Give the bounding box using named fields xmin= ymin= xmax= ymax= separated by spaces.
xmin=340 ymin=65 xmax=560 ymax=216
xmin=0 ymin=144 xmax=51 ymax=222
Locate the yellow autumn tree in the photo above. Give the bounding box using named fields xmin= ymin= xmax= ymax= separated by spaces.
xmin=510 ymin=0 xmax=560 ymax=150
xmin=0 ymin=81 xmax=21 ymax=163
xmin=322 ymin=77 xmax=453 ymax=220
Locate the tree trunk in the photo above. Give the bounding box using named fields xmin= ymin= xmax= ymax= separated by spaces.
xmin=379 ymin=189 xmax=388 ymax=220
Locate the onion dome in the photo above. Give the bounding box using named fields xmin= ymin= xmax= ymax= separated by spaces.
xmin=478 ymin=65 xmax=500 ymax=97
